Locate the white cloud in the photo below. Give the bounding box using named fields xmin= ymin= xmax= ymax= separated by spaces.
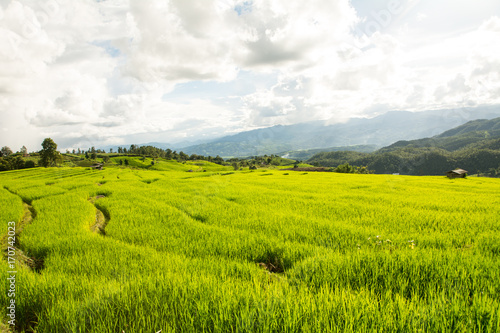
xmin=123 ymin=0 xmax=240 ymax=83
xmin=416 ymin=12 xmax=427 ymax=22
xmin=0 ymin=1 xmax=499 ymax=151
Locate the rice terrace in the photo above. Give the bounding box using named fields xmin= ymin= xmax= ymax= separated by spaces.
xmin=1 ymin=157 xmax=499 ymax=332
xmin=2 ymin=0 xmax=500 ymax=331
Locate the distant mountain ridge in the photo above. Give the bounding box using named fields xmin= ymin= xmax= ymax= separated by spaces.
xmin=436 ymin=117 xmax=500 ymax=138
xmin=179 ymin=106 xmax=500 ymax=157
xmin=307 ymin=117 xmax=500 ymax=175
xmin=379 ymin=117 xmax=500 ymax=153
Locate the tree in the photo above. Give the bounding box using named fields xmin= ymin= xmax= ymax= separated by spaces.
xmin=213 ymin=155 xmax=224 ymax=165
xmin=89 ymin=147 xmax=96 ymax=160
xmin=39 ymin=138 xmax=60 ymax=167
xmin=0 ymin=158 xmax=10 ymax=171
xmin=11 ymin=156 xmax=25 ymax=169
xmin=1 ymin=146 xmax=13 ymax=157
xmin=20 ymin=146 xmax=28 ymax=156
xmin=165 ymin=149 xmax=172 ymax=159
xmin=334 ymin=163 xmax=355 ymax=173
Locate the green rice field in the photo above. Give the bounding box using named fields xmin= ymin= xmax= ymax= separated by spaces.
xmin=1 ymin=161 xmax=500 ymax=332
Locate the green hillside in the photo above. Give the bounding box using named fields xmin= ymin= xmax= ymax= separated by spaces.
xmin=379 ymin=117 xmax=500 ymax=153
xmin=308 ymin=118 xmax=500 ymax=176
xmin=437 ymin=117 xmax=500 ymax=138
xmin=279 ymin=145 xmax=377 ymax=160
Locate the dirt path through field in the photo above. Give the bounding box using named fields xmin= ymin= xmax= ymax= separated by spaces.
xmin=1 ymin=189 xmax=44 ymax=271
xmin=88 ymin=195 xmax=110 ymax=235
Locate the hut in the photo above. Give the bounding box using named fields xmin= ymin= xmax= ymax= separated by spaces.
xmin=90 ymin=163 xmax=103 ymax=170
xmin=446 ymin=168 xmax=467 ymax=178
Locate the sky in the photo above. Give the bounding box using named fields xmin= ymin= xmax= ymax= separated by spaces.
xmin=1 ymin=0 xmax=500 ymax=152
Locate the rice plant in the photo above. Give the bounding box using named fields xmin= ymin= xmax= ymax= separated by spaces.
xmin=1 ymin=161 xmax=499 ymax=332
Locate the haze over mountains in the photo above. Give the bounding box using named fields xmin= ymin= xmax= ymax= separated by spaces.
xmin=161 ymin=106 xmax=500 ymax=158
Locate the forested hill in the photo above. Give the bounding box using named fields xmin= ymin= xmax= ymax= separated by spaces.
xmin=379 ymin=117 xmax=500 ymax=153
xmin=437 ymin=117 xmax=500 ymax=138
xmin=307 ymin=117 xmax=500 ymax=176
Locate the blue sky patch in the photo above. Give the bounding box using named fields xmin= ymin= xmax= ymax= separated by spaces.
xmin=234 ymin=1 xmax=253 ymax=16
xmin=92 ymin=40 xmax=121 ymax=58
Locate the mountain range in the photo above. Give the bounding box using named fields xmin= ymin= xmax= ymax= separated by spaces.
xmin=379 ymin=117 xmax=500 ymax=153
xmin=178 ymin=106 xmax=500 ymax=157
xmin=307 ymin=116 xmax=500 ymax=175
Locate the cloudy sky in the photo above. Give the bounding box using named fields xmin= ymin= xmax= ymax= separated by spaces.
xmin=1 ymin=0 xmax=500 ymax=151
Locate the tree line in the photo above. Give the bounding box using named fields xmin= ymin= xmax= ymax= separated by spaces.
xmin=308 ymin=146 xmax=500 ymax=176
xmin=0 ymin=139 xmax=230 ymax=171
xmin=1 ymin=138 xmax=62 ymax=171
xmin=66 ymin=144 xmax=227 ymax=164
xmin=1 ymin=137 xmax=302 ymax=172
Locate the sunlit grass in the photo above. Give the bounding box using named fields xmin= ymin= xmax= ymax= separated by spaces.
xmin=1 ymin=161 xmax=499 ymax=332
